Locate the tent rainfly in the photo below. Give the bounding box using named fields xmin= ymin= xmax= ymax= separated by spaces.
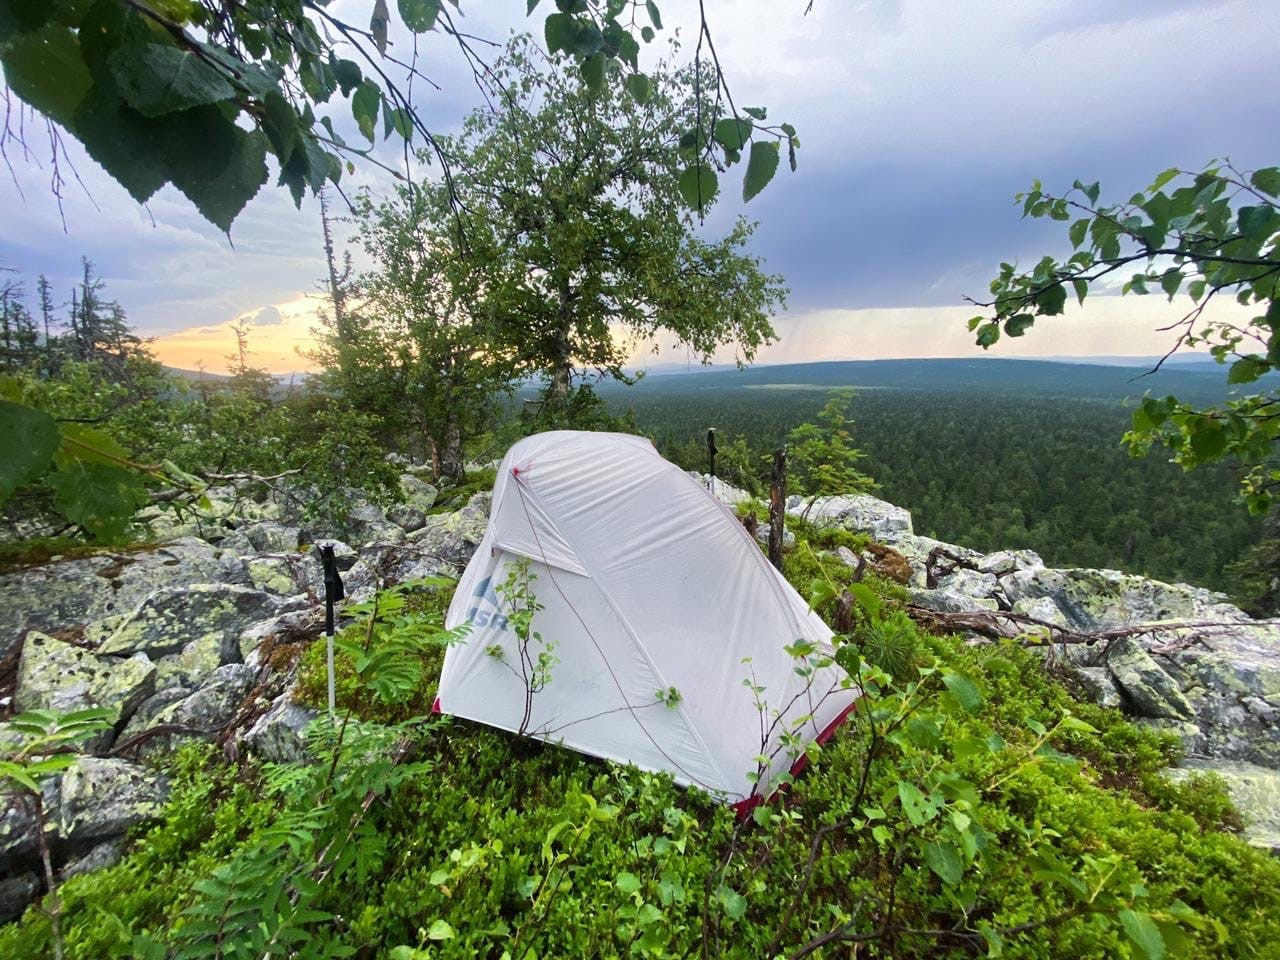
xmin=438 ymin=431 xmax=856 ymax=807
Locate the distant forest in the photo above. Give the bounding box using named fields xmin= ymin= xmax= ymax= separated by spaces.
xmin=598 ymin=360 xmax=1263 ymax=593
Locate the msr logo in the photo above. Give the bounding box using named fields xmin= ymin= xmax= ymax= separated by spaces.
xmin=466 ymin=575 xmax=510 ymax=631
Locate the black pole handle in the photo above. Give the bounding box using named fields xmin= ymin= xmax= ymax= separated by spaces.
xmin=319 ymin=544 xmax=346 ymax=636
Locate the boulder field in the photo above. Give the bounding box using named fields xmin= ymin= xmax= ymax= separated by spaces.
xmin=0 ymin=472 xmax=1277 ymax=920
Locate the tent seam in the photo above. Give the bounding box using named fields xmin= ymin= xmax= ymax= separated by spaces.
xmin=510 ymin=469 xmax=733 ymax=795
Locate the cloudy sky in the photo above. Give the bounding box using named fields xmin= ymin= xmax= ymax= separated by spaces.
xmin=2 ymin=0 xmax=1277 ymax=373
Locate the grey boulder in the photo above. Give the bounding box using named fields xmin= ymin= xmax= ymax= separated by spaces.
xmin=243 ymin=693 xmax=317 ymax=764
xmin=57 ymin=757 xmax=168 ymax=844
xmin=15 ymin=633 xmax=156 ymax=745
xmin=0 ymin=538 xmax=248 ymax=662
xmin=1105 ymin=636 xmax=1196 ymax=721
xmin=405 ymin=491 xmax=491 ymax=565
xmin=89 ymin=583 xmax=303 ymax=660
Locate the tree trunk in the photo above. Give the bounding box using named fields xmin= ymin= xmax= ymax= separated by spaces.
xmin=768 ymin=447 xmax=787 ymax=572
xmin=319 ymin=189 xmax=349 ymax=368
xmin=28 ymin=792 xmax=64 ymax=960
xmin=550 ymin=284 xmax=573 ymax=399
xmin=439 ymin=415 xmax=465 ymax=483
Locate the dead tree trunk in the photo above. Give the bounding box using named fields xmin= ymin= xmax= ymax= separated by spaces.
xmin=768 ymin=447 xmax=787 ymax=572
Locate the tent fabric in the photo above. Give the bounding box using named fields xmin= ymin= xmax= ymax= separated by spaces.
xmin=439 ymin=430 xmax=855 ymax=804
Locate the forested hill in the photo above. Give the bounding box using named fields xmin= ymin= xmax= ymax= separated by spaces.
xmin=599 ymin=357 xmax=1264 ymax=597
xmin=614 ymin=357 xmax=1240 ymax=404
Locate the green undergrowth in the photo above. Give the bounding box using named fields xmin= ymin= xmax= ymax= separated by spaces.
xmin=3 ymin=534 xmax=1279 ymax=959
xmin=293 ymin=583 xmax=453 ymax=724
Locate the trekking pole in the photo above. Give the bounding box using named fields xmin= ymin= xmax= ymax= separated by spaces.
xmin=319 ymin=544 xmax=346 ymax=716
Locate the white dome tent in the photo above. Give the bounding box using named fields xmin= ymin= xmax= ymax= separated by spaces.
xmin=438 ymin=431 xmax=856 ymax=807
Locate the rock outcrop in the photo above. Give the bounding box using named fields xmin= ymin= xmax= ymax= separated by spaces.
xmin=1 ymin=468 xmax=1278 ymax=929
xmin=795 ymin=491 xmax=1280 ymax=852
xmin=0 ymin=468 xmax=472 ymax=919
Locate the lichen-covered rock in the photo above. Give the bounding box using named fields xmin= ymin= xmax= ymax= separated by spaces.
xmin=891 ymin=534 xmax=982 ymax=588
xmin=15 ymin=633 xmax=155 ymax=745
xmin=1011 ymin=596 xmax=1071 ymax=628
xmin=0 ymin=538 xmax=249 ymax=661
xmin=136 ymin=495 xmax=235 ymax=541
xmin=246 ymin=556 xmax=299 ymax=595
xmin=687 ymin=473 xmax=753 ymax=507
xmin=242 ymin=521 xmax=302 ymax=554
xmin=238 ymin=607 xmax=325 ymax=661
xmin=787 ymin=494 xmax=913 ymax=543
xmin=753 ymin=525 xmax=795 ymax=550
xmin=0 ymin=777 xmax=57 ymax=871
xmin=117 ymin=686 xmax=190 ymax=744
xmin=1105 ymin=637 xmax=1196 ymax=720
xmin=908 ymin=587 xmax=999 ymax=613
xmin=90 ymin=584 xmax=303 ymax=660
xmin=57 ymin=758 xmax=168 ymax=844
xmin=288 ymin=541 xmax=375 ymax=602
xmin=388 ymin=475 xmax=439 ymax=532
xmin=60 ymin=839 xmax=126 ymax=885
xmin=346 ymin=501 xmax=406 ymax=546
xmin=60 ymin=837 xmax=126 ymax=880
xmin=1169 ymin=760 xmax=1280 ymax=854
xmin=405 ymin=491 xmax=491 ymax=565
xmin=153 ymin=632 xmax=230 ymax=691
xmin=1163 ymin=621 xmax=1280 ymax=767
xmin=243 ymin=693 xmax=317 ymax=763
xmin=1002 ymin=567 xmax=1246 ymax=632
xmin=386 ymin=503 xmax=427 ymax=533
xmin=932 ymin=567 xmax=1000 ymax=601
xmin=1071 ymin=666 xmax=1122 ymax=709
xmin=363 ymin=543 xmax=455 ymax=588
xmin=978 ymin=549 xmax=1045 ymax=578
xmin=124 ymin=664 xmax=255 ymax=757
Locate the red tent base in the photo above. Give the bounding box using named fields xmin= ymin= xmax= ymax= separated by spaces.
xmin=730 ymin=698 xmax=858 ymax=819
xmin=431 ymin=695 xmax=856 ymax=820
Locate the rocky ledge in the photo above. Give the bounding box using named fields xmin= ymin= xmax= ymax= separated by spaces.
xmin=1 ymin=472 xmax=1278 ymax=920
xmin=773 ymin=488 xmax=1280 ymax=853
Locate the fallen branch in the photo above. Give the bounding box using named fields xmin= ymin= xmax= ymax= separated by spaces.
xmin=907 ymin=604 xmax=1280 ymax=656
xmin=924 ymin=546 xmax=981 ymax=589
xmin=200 ymin=468 xmax=304 ymax=484
xmin=108 ymin=722 xmax=221 ymax=758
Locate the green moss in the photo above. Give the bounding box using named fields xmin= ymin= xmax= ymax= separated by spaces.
xmin=426 ymin=468 xmax=497 ymax=516
xmin=294 ymin=587 xmax=450 ymax=724
xmin=0 ymin=537 xmax=157 ymax=575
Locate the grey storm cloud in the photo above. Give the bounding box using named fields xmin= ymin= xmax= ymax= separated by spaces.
xmin=246 ymin=305 xmax=285 ymax=326
xmin=0 ymin=0 xmax=1277 ymax=339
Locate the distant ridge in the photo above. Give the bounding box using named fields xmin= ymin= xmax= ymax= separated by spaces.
xmin=164 ymin=365 xmax=309 ymax=386
xmin=602 ymin=356 xmax=1249 ymax=405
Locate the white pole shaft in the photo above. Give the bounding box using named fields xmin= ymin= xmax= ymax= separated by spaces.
xmin=327 ymin=632 xmax=336 ymax=715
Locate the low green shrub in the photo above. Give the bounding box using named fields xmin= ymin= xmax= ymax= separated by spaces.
xmin=0 ymin=744 xmax=276 ymax=959
xmin=4 ymin=533 xmax=1278 ymax=959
